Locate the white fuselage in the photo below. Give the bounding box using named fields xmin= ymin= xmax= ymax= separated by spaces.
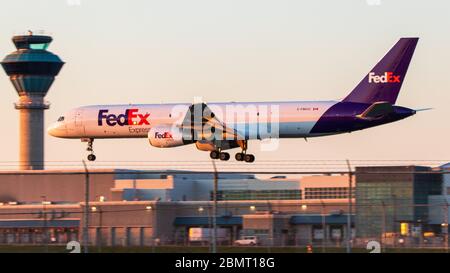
xmin=48 ymin=101 xmax=338 ymax=139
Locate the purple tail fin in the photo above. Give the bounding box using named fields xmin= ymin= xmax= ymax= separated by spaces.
xmin=343 ymin=38 xmax=418 ymax=104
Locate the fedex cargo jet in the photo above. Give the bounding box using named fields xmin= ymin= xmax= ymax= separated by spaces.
xmin=48 ymin=38 xmax=423 ymax=163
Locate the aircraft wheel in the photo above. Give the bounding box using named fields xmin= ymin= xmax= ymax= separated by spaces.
xmin=87 ymin=154 xmax=96 ymax=162
xmin=219 ymin=152 xmax=230 ymax=161
xmin=235 ymin=153 xmax=245 ymax=161
xmin=244 ymin=154 xmax=255 ymax=163
xmin=210 ymin=151 xmax=220 ymax=159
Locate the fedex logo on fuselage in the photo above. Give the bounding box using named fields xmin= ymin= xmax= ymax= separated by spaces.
xmin=98 ymin=109 xmax=150 ymax=126
xmin=368 ymin=72 xmax=401 ymax=83
xmin=154 ymin=132 xmax=173 ymax=139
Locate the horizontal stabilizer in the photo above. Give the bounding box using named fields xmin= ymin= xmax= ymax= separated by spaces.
xmin=356 ymin=101 xmax=394 ymax=120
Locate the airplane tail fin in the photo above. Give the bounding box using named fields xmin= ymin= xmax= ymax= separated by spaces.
xmin=343 ymin=38 xmax=419 ymax=105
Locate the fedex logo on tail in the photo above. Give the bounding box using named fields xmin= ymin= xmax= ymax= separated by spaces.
xmin=98 ymin=109 xmax=150 ymax=126
xmin=368 ymin=72 xmax=401 ymax=83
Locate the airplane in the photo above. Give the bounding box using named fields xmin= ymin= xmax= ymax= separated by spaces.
xmin=48 ymin=38 xmax=422 ymax=163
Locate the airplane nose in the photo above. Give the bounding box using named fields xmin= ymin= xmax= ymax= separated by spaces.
xmin=47 ymin=122 xmax=66 ymax=137
xmin=47 ymin=123 xmax=58 ymax=137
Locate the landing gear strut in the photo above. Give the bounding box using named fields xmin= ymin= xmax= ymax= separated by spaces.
xmin=83 ymin=138 xmax=96 ymax=161
xmin=235 ymin=140 xmax=255 ymax=163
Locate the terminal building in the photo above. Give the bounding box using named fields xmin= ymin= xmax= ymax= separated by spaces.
xmin=0 ymin=169 xmax=355 ymax=247
xmin=0 ymin=165 xmax=447 ymax=247
xmin=428 ymin=163 xmax=450 ymax=230
xmin=355 ymin=165 xmax=444 ymax=245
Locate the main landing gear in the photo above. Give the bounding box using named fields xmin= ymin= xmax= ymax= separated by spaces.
xmin=82 ymin=138 xmax=96 ymax=161
xmin=234 ymin=152 xmax=255 ymax=163
xmin=209 ymin=150 xmax=230 ymax=161
xmin=235 ymin=140 xmax=255 ymax=163
xmin=209 ymin=148 xmax=255 ymax=163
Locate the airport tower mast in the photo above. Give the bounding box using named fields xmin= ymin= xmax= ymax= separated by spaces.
xmin=1 ymin=33 xmax=64 ymax=170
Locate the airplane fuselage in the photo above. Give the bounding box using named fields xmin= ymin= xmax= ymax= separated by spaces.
xmin=48 ymin=100 xmax=415 ymax=140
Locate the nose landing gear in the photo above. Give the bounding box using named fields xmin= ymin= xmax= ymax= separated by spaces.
xmin=82 ymin=138 xmax=96 ymax=161
xmin=87 ymin=154 xmax=96 ymax=162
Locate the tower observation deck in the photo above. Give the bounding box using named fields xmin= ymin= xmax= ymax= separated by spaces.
xmin=1 ymin=33 xmax=64 ymax=170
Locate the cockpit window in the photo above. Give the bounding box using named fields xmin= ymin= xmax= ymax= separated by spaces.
xmin=57 ymin=116 xmax=65 ymax=122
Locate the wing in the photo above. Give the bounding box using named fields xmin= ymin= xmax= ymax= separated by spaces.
xmin=179 ymin=103 xmax=246 ymax=150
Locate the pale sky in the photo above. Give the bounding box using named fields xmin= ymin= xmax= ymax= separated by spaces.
xmin=0 ymin=0 xmax=449 ymax=170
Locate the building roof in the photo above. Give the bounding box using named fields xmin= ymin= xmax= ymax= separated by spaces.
xmin=174 ymin=216 xmax=242 ymax=226
xmin=290 ymin=214 xmax=354 ymax=225
xmin=0 ymin=169 xmax=255 ymax=180
xmin=0 ymin=219 xmax=79 ymax=228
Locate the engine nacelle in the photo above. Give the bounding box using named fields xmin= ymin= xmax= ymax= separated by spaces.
xmin=195 ymin=140 xmax=217 ymax=151
xmin=195 ymin=140 xmax=240 ymax=151
xmin=148 ymin=126 xmax=185 ymax=148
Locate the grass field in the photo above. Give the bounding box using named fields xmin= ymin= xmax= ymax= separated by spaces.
xmin=0 ymin=245 xmax=448 ymax=253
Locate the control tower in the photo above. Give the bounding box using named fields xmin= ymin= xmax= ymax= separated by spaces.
xmin=1 ymin=33 xmax=64 ymax=170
